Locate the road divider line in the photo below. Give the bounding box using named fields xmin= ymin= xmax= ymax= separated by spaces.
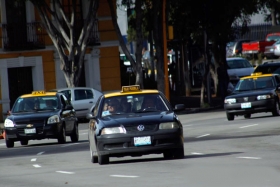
xmin=196 ymin=134 xmax=210 ymax=138
xmin=237 ymin=156 xmax=261 ymax=160
xmin=37 ymin=152 xmax=45 ymax=155
xmin=33 ymin=164 xmax=41 ymax=168
xmin=110 ymin=175 xmax=139 ymax=178
xmin=31 ymin=158 xmax=37 ymax=162
xmin=191 ymin=152 xmax=204 ymax=155
xmin=61 ymin=143 xmax=80 ymax=147
xmin=239 ymin=124 xmax=258 ymax=129
xmin=56 ymin=171 xmax=75 ymax=174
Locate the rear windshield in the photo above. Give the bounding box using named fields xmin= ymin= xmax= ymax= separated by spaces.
xmin=254 ymin=65 xmax=280 ymax=74
xmin=227 ymin=59 xmax=253 ymax=69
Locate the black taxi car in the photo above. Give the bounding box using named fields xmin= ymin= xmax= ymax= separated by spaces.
xmin=87 ymin=85 xmax=185 ymax=165
xmin=4 ymin=91 xmax=79 ymax=148
xmin=224 ymin=73 xmax=280 ymax=121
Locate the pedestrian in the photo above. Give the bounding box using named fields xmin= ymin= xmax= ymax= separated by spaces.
xmin=217 ymin=62 xmax=230 ymax=102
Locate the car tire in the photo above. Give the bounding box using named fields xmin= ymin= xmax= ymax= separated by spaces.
xmin=5 ymin=138 xmax=14 ymax=148
xmin=70 ymin=122 xmax=79 ymax=142
xmin=226 ymin=113 xmax=234 ymax=121
xmin=244 ymin=114 xmax=251 ymax=119
xmin=98 ymin=154 xmax=109 ymax=165
xmin=272 ymin=100 xmax=280 ymax=116
xmin=173 ymin=147 xmax=185 ymax=159
xmin=57 ymin=125 xmax=66 ymax=144
xmin=90 ymin=147 xmax=98 ymax=163
xmin=20 ymin=140 xmax=28 ymax=146
xmin=163 ymin=150 xmax=173 ymax=159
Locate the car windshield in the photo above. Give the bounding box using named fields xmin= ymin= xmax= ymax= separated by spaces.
xmin=12 ymin=96 xmax=59 ymax=113
xmin=101 ymin=94 xmax=169 ymax=117
xmin=254 ymin=65 xmax=280 ymax=74
xmin=234 ymin=76 xmax=274 ymax=91
xmin=227 ymin=59 xmax=253 ymax=69
xmin=266 ymin=35 xmax=280 ymax=42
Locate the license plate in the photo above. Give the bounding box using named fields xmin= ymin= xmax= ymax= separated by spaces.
xmin=24 ymin=128 xmax=36 ymax=134
xmin=134 ymin=136 xmax=151 ymax=146
xmin=241 ymin=102 xmax=251 ymax=109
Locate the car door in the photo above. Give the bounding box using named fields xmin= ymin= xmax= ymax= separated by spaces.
xmin=60 ymin=94 xmax=75 ymax=133
xmin=72 ymin=88 xmax=95 ymax=118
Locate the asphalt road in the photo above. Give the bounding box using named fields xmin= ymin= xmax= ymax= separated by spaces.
xmin=1 ymin=110 xmax=280 ymax=187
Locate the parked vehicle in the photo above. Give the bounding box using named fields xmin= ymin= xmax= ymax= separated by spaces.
xmin=226 ymin=39 xmax=250 ymax=57
xmin=226 ymin=57 xmax=255 ymax=86
xmin=242 ymin=33 xmax=280 ymax=59
xmin=274 ymin=41 xmax=280 ymax=57
xmin=264 ymin=40 xmax=280 ymax=59
xmin=49 ymin=87 xmax=103 ymax=120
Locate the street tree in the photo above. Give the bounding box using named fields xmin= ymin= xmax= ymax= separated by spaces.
xmin=24 ymin=0 xmax=99 ymax=87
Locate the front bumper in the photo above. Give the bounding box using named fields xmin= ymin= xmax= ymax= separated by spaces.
xmin=224 ymin=99 xmax=275 ymax=115
xmin=96 ymin=129 xmax=184 ymax=157
xmin=5 ymin=123 xmax=62 ymax=141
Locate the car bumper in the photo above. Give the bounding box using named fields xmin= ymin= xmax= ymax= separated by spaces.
xmin=4 ymin=123 xmax=62 ymax=141
xmin=224 ymin=99 xmax=275 ymax=115
xmin=96 ymin=129 xmax=184 ymax=157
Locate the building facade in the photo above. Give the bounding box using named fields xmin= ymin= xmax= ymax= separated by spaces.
xmin=0 ymin=0 xmax=121 ymax=121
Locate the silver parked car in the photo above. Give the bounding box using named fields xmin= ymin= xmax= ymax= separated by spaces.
xmin=49 ymin=87 xmax=103 ymax=119
xmin=226 ymin=57 xmax=255 ymax=86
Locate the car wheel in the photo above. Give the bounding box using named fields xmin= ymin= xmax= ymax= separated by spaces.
xmin=20 ymin=140 xmax=28 ymax=146
xmin=226 ymin=113 xmax=234 ymax=121
xmin=90 ymin=147 xmax=98 ymax=163
xmin=70 ymin=122 xmax=79 ymax=142
xmin=173 ymin=147 xmax=185 ymax=159
xmin=98 ymin=154 xmax=109 ymax=165
xmin=57 ymin=125 xmax=66 ymax=144
xmin=272 ymin=100 xmax=280 ymax=116
xmin=244 ymin=114 xmax=251 ymax=119
xmin=5 ymin=138 xmax=14 ymax=148
xmin=163 ymin=150 xmax=173 ymax=159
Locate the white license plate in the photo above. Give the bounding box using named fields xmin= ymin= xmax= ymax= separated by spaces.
xmin=24 ymin=128 xmax=36 ymax=134
xmin=241 ymin=102 xmax=251 ymax=109
xmin=134 ymin=136 xmax=151 ymax=146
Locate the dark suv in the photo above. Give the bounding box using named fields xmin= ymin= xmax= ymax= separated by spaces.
xmin=254 ymin=61 xmax=280 ymax=74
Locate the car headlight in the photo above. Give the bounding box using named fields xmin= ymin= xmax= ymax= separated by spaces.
xmin=159 ymin=122 xmax=179 ymax=129
xmin=224 ymin=98 xmax=236 ymax=104
xmin=257 ymin=95 xmax=272 ymax=100
xmin=4 ymin=119 xmax=15 ymax=128
xmin=47 ymin=115 xmax=60 ymax=124
xmin=101 ymin=126 xmax=126 ymax=135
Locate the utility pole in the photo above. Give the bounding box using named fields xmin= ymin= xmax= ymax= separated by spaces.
xmin=163 ymin=0 xmax=170 ymax=100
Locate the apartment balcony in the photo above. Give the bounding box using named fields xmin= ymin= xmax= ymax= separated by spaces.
xmin=2 ymin=22 xmax=46 ymax=51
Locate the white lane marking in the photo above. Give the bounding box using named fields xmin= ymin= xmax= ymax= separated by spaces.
xmin=56 ymin=171 xmax=75 ymax=174
xmin=61 ymin=143 xmax=80 ymax=147
xmin=80 ymin=133 xmax=88 ymax=135
xmin=33 ymin=164 xmax=41 ymax=168
xmin=196 ymin=134 xmax=210 ymax=138
xmin=183 ymin=124 xmax=193 ymax=127
xmin=31 ymin=158 xmax=37 ymax=162
xmin=110 ymin=175 xmax=139 ymax=178
xmin=0 ymin=143 xmax=5 ymax=146
xmin=237 ymin=156 xmax=261 ymax=160
xmin=191 ymin=152 xmax=204 ymax=155
xmin=37 ymin=152 xmax=45 ymax=155
xmin=239 ymin=124 xmax=258 ymax=129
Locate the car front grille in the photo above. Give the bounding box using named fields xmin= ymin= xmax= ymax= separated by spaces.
xmin=236 ymin=96 xmax=256 ymax=103
xmin=124 ymin=123 xmax=158 ymax=133
xmin=15 ymin=119 xmax=45 ymax=135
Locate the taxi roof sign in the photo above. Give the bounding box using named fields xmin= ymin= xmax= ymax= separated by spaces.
xmin=121 ymin=85 xmax=141 ymax=92
xmin=32 ymin=90 xmax=45 ymax=95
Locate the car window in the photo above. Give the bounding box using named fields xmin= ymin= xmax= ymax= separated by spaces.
xmin=227 ymin=59 xmax=253 ymax=69
xmin=101 ymin=94 xmax=169 ymax=117
xmin=235 ymin=77 xmax=274 ymax=91
xmin=254 ymin=65 xmax=280 ymax=74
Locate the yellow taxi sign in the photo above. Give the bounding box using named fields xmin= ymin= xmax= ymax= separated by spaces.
xmin=251 ymin=72 xmax=262 ymax=76
xmin=121 ymin=85 xmax=141 ymax=92
xmin=32 ymin=90 xmax=45 ymax=95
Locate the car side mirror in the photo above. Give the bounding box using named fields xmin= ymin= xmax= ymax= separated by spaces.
xmin=65 ymin=105 xmax=73 ymax=110
xmin=173 ymin=104 xmax=185 ymax=111
xmin=86 ymin=113 xmax=96 ymax=120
